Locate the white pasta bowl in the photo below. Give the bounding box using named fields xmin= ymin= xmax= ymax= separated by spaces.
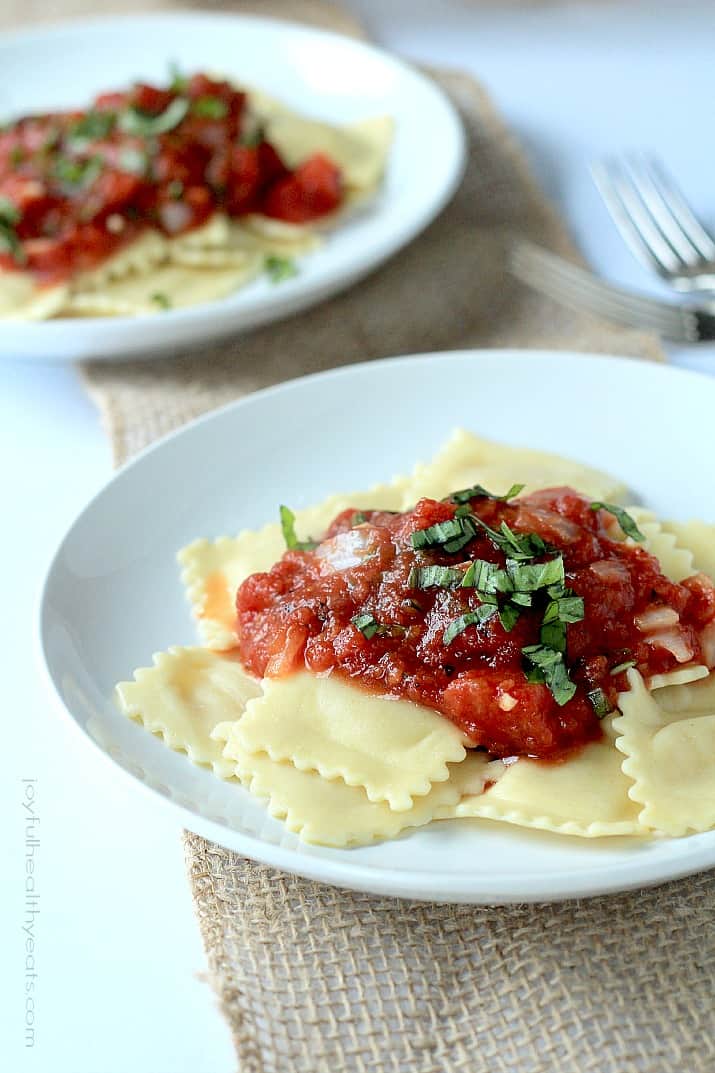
xmin=38 ymin=350 xmax=715 ymax=903
xmin=0 ymin=12 xmax=464 ymax=361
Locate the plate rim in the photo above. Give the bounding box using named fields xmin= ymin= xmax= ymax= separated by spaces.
xmin=0 ymin=11 xmax=466 ymax=361
xmin=38 ymin=348 xmax=715 ymax=903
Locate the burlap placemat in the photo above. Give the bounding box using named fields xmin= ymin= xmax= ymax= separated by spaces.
xmin=12 ymin=0 xmax=710 ymax=1068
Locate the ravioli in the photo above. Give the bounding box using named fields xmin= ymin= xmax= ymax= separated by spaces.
xmin=116 ymin=646 xmax=261 ymax=778
xmin=402 ymin=428 xmax=629 ymax=505
xmin=615 ymin=670 xmax=715 ymax=835
xmin=214 ymin=725 xmax=487 ymax=847
xmin=230 ymin=671 xmax=468 ymax=812
xmin=448 ymin=717 xmax=644 ymax=837
xmin=116 ymin=431 xmax=715 ymax=847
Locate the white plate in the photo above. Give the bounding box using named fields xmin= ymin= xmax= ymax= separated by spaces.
xmin=39 ymin=350 xmax=715 ymax=902
xmin=0 ymin=13 xmax=464 ymax=362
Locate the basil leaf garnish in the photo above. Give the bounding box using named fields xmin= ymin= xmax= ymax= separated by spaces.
xmin=265 ymin=255 xmax=298 ymax=283
xmin=410 ymin=515 xmax=476 ymax=553
xmin=0 ymin=197 xmax=20 ymax=226
xmin=352 ymin=613 xmax=380 ymax=639
xmin=505 ymin=556 xmax=564 ymax=593
xmin=510 ymin=592 xmax=532 ymax=608
xmin=408 ymin=565 xmax=464 ymax=590
xmin=68 ymin=111 xmax=115 ymax=145
xmin=192 ymin=96 xmax=228 ymax=119
xmin=540 ymin=618 xmax=566 ymax=653
xmin=522 ymin=644 xmax=577 ymax=706
xmin=119 ymin=97 xmax=189 ymax=137
xmin=587 ymin=687 xmax=613 ymax=719
xmin=443 ymin=605 xmax=497 ymax=645
xmin=590 ymin=502 xmax=645 ymax=543
xmin=279 ymin=505 xmax=317 ymax=551
xmin=499 ymin=604 xmax=521 ymax=633
xmin=168 ymin=62 xmax=188 ymax=93
xmin=0 ymin=197 xmax=25 ymax=263
xmin=450 ymin=482 xmax=525 ymax=505
xmin=54 ymin=154 xmax=103 ymax=189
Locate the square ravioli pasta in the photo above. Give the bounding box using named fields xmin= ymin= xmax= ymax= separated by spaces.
xmin=115 ymin=432 xmax=715 ymax=846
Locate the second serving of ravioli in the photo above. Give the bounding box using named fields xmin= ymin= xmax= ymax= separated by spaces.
xmin=116 ymin=430 xmax=715 ymax=847
xmin=0 ymin=71 xmax=393 ymax=320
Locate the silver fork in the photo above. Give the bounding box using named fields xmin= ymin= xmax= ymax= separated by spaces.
xmin=510 ymin=239 xmax=715 ymax=343
xmin=591 ymin=154 xmax=715 ymax=292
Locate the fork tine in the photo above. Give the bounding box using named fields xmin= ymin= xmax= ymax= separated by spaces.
xmin=641 ymin=155 xmax=715 ymax=262
xmin=510 ymin=241 xmax=690 ymax=341
xmin=591 ymin=160 xmax=682 ymax=276
xmin=623 ymin=154 xmax=702 ymax=265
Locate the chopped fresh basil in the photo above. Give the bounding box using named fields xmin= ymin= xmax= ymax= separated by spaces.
xmin=462 ymin=559 xmax=501 ymax=592
xmin=505 ymin=555 xmax=564 ymax=593
xmin=169 ymin=62 xmax=188 ymax=93
xmin=540 ymin=618 xmax=567 ymax=653
xmin=468 ymin=513 xmax=549 ymax=561
xmin=548 ymin=594 xmax=585 ymax=623
xmin=499 ymin=604 xmax=521 ymax=632
xmin=151 ymin=292 xmax=171 ymax=311
xmin=522 ymin=644 xmax=577 ymax=706
xmin=542 ymin=593 xmax=584 ymax=628
xmin=352 ymin=613 xmax=381 ymax=640
xmin=450 ymin=482 xmax=525 ymax=505
xmin=240 ymin=125 xmax=265 ymax=148
xmin=41 ymin=128 xmax=61 ymax=153
xmin=590 ymin=502 xmax=645 ymax=543
xmin=510 ymin=592 xmax=533 ymax=608
xmin=54 ymin=154 xmax=103 ymax=189
xmin=279 ymin=504 xmax=317 ymax=551
xmin=443 ymin=605 xmax=497 ymax=645
xmin=410 ymin=513 xmax=478 ymax=554
xmin=119 ymin=97 xmax=189 ymax=137
xmin=118 ymin=147 xmax=150 ymax=175
xmin=68 ymin=111 xmax=115 ymax=145
xmin=0 ymin=197 xmax=24 ymax=263
xmin=587 ymin=687 xmax=613 ymax=719
xmin=167 ymin=179 xmax=184 ymax=199
xmin=192 ymin=96 xmax=229 ymax=119
xmin=610 ymin=659 xmax=636 ymax=676
xmin=498 ymin=522 xmax=549 ymax=561
xmin=0 ymin=197 xmax=21 ymax=227
xmin=351 ymin=511 xmax=368 ymax=526
xmin=265 ymin=254 xmax=298 ymax=283
xmin=539 ymin=589 xmax=583 ymax=652
xmin=408 ymin=565 xmax=464 ymax=590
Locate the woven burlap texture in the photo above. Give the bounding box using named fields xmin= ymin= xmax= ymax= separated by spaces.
xmin=52 ymin=2 xmax=710 ymax=1070
xmin=185 ymin=842 xmax=715 ymax=1073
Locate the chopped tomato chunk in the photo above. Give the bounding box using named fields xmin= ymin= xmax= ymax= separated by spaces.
xmin=261 ymin=153 xmax=342 ymax=222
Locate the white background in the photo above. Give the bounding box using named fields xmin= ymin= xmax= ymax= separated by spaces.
xmin=3 ymin=2 xmax=715 ymax=1071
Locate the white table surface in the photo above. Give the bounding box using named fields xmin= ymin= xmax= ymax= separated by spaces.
xmin=4 ymin=3 xmax=714 ymax=1071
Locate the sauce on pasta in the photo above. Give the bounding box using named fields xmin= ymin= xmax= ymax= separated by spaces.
xmin=236 ymin=487 xmax=715 ymax=761
xmin=0 ymin=72 xmax=342 ymax=284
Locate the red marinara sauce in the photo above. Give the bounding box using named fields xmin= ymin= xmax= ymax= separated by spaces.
xmin=235 ymin=487 xmax=715 ymax=761
xmin=0 ymin=73 xmax=343 ymax=285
